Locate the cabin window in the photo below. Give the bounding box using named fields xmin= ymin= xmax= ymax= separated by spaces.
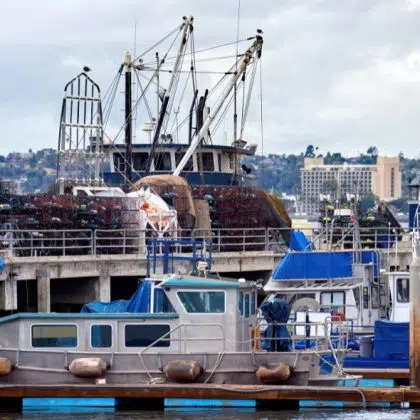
xmin=198 ymin=152 xmax=214 ymax=172
xmin=320 ymin=292 xmax=345 ymax=313
xmin=31 ymin=325 xmax=77 ymax=348
xmin=251 ymin=292 xmax=256 ymax=315
xmin=91 ymin=325 xmax=112 ymax=348
xmin=175 ymin=152 xmax=193 ymax=171
xmin=154 ymin=288 xmax=176 ymax=313
xmin=133 ymin=153 xmax=149 ymax=171
xmin=353 ymin=287 xmax=360 ymax=309
xmin=244 ymin=294 xmax=250 ymax=318
xmin=154 ymin=152 xmax=172 ymax=171
xmin=177 ymin=291 xmax=225 ymax=313
xmin=218 ymin=154 xmax=222 ymax=172
xmin=397 ymin=278 xmax=409 ymax=303
xmin=125 ymin=324 xmax=170 ymax=347
xmin=371 ymin=284 xmax=380 ymax=309
xmin=113 ymin=153 xmax=125 ymax=172
xmin=238 ymin=291 xmax=244 ymax=315
xmin=363 ymin=287 xmax=369 ymax=309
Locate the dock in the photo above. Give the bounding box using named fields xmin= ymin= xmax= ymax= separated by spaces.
xmin=1 ymin=383 xmax=420 ymax=408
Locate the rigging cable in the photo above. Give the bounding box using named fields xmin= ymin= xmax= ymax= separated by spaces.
xmin=131 ymin=25 xmax=181 ymax=64
xmin=240 ymin=58 xmax=258 ymax=139
xmin=139 ymin=38 xmax=252 ymax=66
xmin=259 ymin=57 xmax=265 ymax=189
xmin=133 ymin=69 xmax=154 ymax=125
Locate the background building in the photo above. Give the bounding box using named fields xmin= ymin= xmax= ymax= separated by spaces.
xmin=301 ymin=156 xmax=401 ymax=214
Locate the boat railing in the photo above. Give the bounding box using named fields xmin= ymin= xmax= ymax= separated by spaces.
xmin=0 ymin=225 xmax=409 ymax=258
xmin=139 ymin=322 xmax=227 ymax=353
xmin=254 ymin=318 xmax=352 ymax=353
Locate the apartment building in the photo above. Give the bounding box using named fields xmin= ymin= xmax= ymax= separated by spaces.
xmin=301 ymin=156 xmax=401 ymax=214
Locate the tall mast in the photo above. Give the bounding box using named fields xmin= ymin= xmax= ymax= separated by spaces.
xmin=124 ymin=52 xmax=133 ymax=185
xmin=144 ymin=16 xmax=193 ymax=176
xmin=173 ymin=34 xmax=263 ymax=177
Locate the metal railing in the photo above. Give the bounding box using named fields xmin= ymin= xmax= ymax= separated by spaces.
xmin=254 ymin=318 xmax=352 ymax=353
xmin=0 ymin=225 xmax=409 ymax=258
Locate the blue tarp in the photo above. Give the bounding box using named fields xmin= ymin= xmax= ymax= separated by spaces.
xmin=272 ymin=250 xmax=380 ymax=281
xmin=81 ymin=280 xmax=152 ymax=313
xmin=289 ymin=231 xmax=313 ymax=251
xmin=0 ymin=257 xmax=4 ymax=272
xmin=260 ymin=298 xmax=291 ymax=352
xmin=80 ymin=280 xmax=174 ymax=314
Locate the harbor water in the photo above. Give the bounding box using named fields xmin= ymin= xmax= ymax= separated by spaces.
xmin=2 ymin=408 xmax=420 ymax=419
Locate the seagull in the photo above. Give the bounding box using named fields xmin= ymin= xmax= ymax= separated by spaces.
xmin=242 ymin=164 xmax=252 ymax=175
xmin=83 ymin=66 xmax=91 ymax=72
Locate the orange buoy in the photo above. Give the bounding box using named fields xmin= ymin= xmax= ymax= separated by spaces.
xmin=0 ymin=357 xmax=12 ymax=376
xmin=163 ymin=359 xmax=202 ymax=382
xmin=256 ymin=363 xmax=291 ymax=383
xmin=68 ymin=358 xmax=108 ymax=378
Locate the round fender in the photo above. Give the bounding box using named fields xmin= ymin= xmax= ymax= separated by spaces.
xmin=256 ymin=363 xmax=291 ymax=383
xmin=68 ymin=357 xmax=108 ymax=378
xmin=0 ymin=357 xmax=12 ymax=376
xmin=163 ymin=359 xmax=202 ymax=382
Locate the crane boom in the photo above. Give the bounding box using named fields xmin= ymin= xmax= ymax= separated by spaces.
xmin=173 ymin=34 xmax=263 ymax=177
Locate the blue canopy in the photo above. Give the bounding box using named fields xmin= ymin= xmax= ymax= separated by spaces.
xmin=272 ymin=250 xmax=380 ymax=281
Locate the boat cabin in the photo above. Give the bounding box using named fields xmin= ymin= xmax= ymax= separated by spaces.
xmin=263 ymin=249 xmax=396 ymax=331
xmin=104 ymin=143 xmax=257 ymax=186
xmin=387 ymin=271 xmax=409 ymax=322
xmin=0 ymin=277 xmax=258 ymax=354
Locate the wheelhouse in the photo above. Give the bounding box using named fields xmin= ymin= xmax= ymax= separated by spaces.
xmin=104 ymin=143 xmax=257 ymax=186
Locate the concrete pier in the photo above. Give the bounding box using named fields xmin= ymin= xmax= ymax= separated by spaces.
xmin=36 ymin=269 xmax=50 ymax=313
xmin=0 ymin=274 xmax=17 ymax=311
xmin=0 ymin=251 xmax=279 ymax=312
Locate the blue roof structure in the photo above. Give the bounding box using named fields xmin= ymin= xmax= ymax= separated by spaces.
xmin=272 ymin=248 xmax=380 ymax=281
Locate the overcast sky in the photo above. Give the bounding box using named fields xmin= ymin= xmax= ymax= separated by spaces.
xmin=1 ymin=0 xmax=420 ymax=158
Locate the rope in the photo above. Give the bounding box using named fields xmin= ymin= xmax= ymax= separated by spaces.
xmin=204 ymin=352 xmax=225 ymax=384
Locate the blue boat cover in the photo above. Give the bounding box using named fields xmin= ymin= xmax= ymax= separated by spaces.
xmin=272 ymin=250 xmax=380 ymax=281
xmin=373 ymin=320 xmax=409 ymax=360
xmin=260 ymin=298 xmax=291 ymax=351
xmin=289 ymin=231 xmax=313 ymax=251
xmin=81 ymin=280 xmax=152 ymax=313
xmin=0 ymin=258 xmax=4 ymax=272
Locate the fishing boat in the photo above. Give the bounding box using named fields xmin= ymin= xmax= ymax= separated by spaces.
xmin=0 ymin=264 xmax=348 ymax=387
xmin=51 ymin=16 xmax=291 ymax=246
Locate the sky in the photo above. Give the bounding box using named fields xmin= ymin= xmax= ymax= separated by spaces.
xmin=1 ymin=0 xmax=420 ymax=158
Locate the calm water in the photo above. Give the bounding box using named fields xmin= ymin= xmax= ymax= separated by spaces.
xmin=2 ymin=409 xmax=420 ymax=420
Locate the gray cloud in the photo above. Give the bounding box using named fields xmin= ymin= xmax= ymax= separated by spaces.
xmin=1 ymin=0 xmax=420 ymax=157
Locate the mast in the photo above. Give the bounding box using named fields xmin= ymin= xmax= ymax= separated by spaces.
xmin=124 ymin=52 xmax=133 ymax=185
xmin=173 ymin=34 xmax=263 ymax=177
xmin=144 ymin=16 xmax=193 ymax=176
